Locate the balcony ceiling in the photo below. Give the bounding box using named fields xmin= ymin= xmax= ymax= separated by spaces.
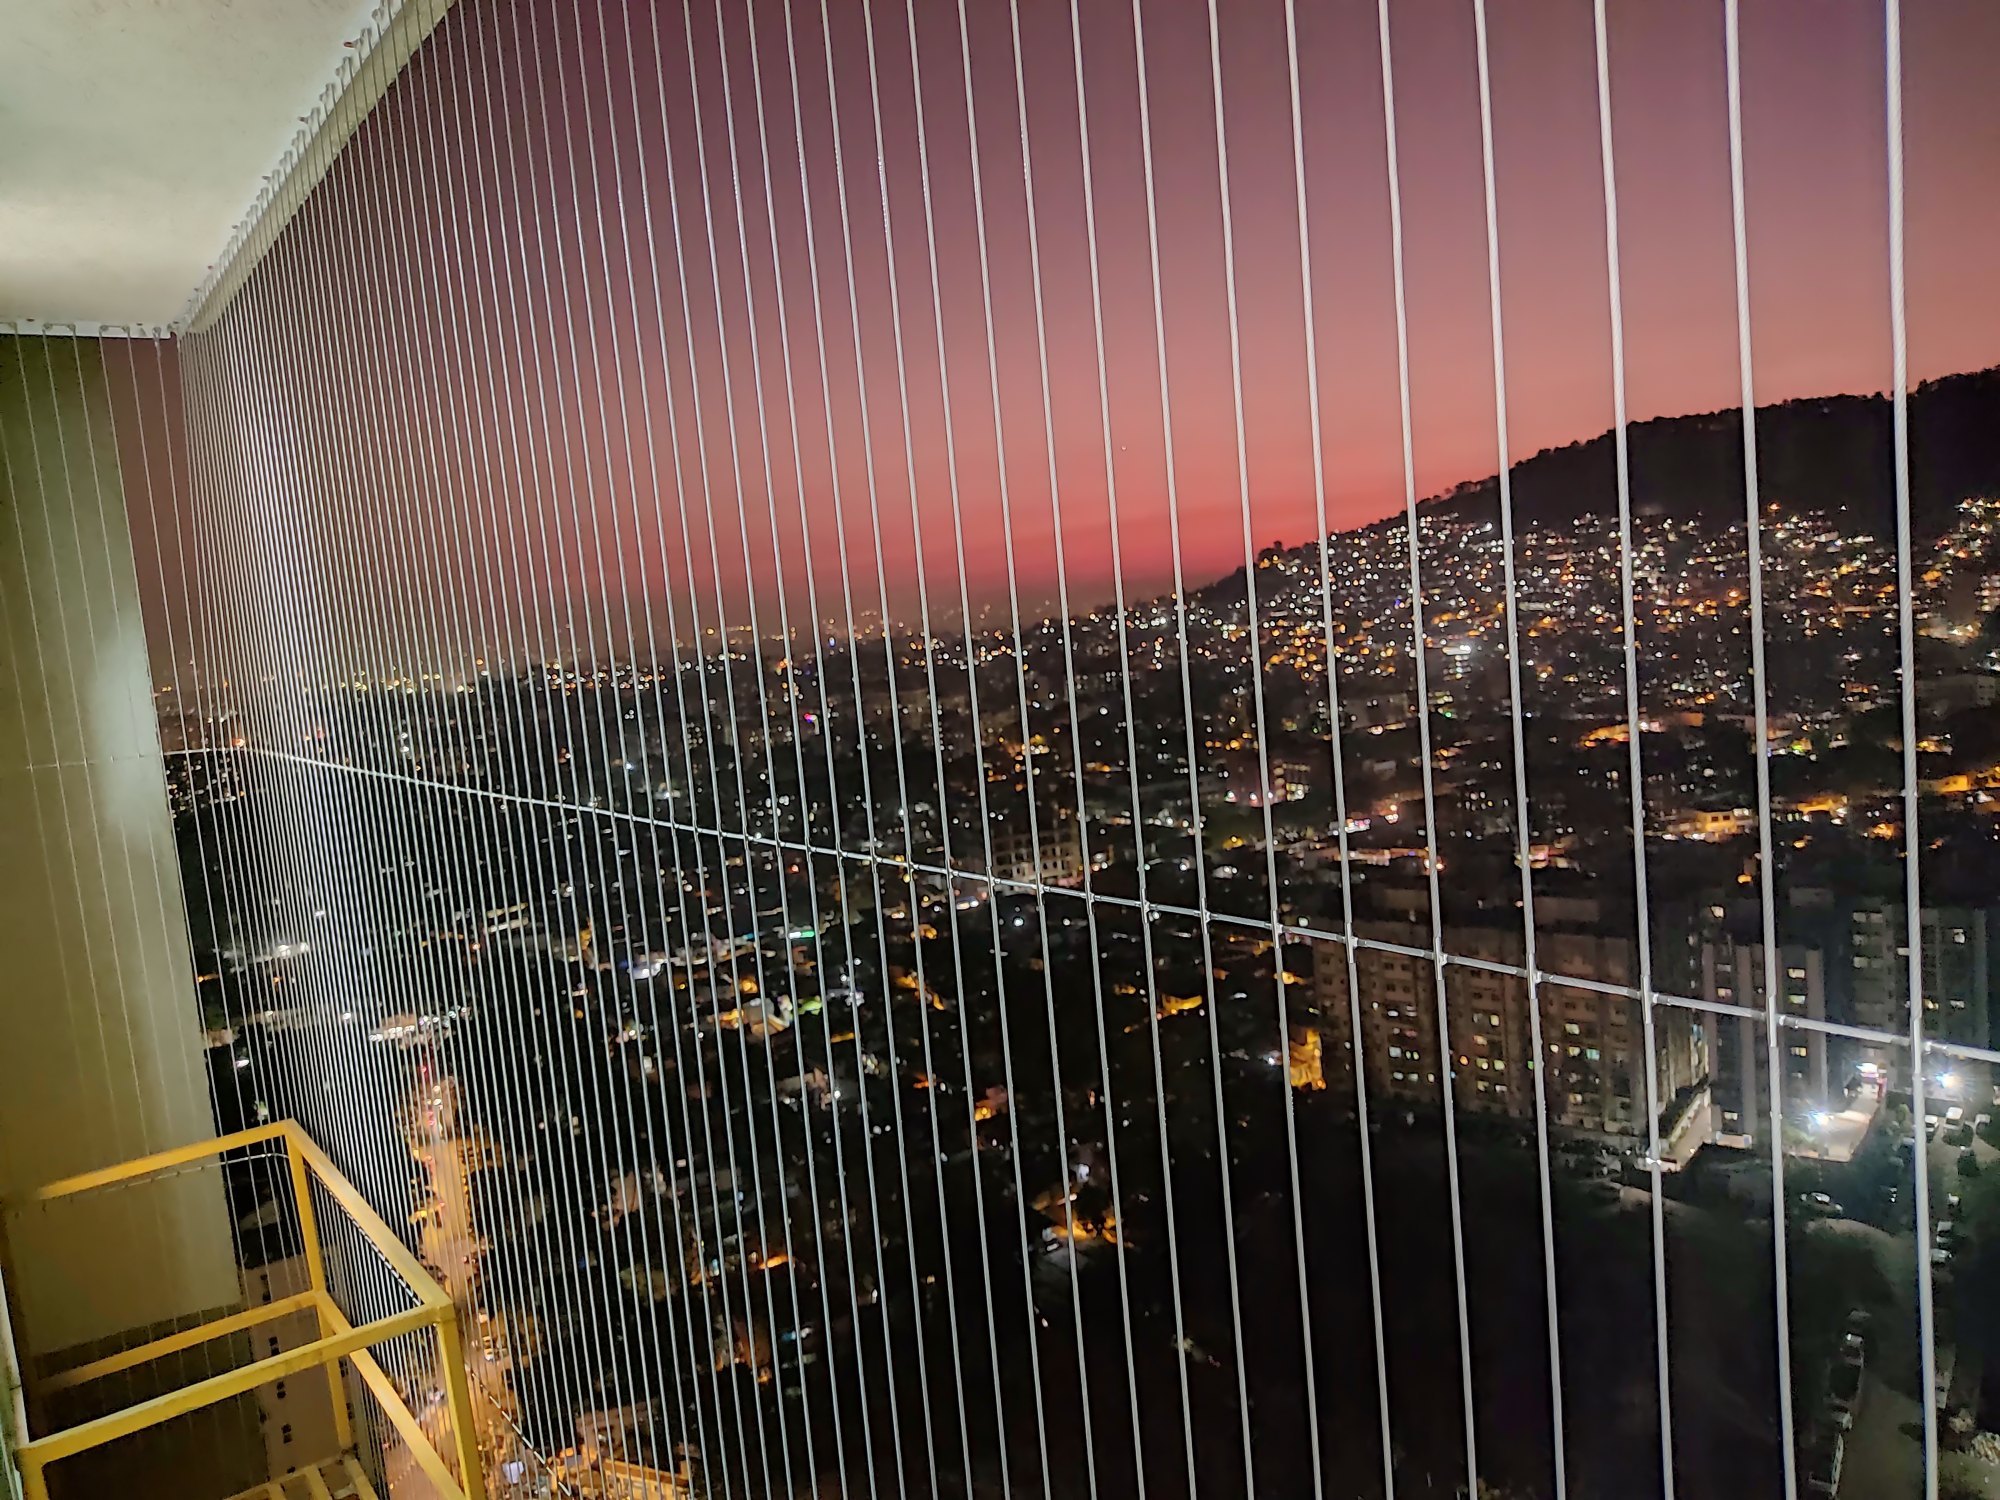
xmin=0 ymin=0 xmax=377 ymax=328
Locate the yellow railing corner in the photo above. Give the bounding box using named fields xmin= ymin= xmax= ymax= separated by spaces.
xmin=3 ymin=1122 xmax=484 ymax=1500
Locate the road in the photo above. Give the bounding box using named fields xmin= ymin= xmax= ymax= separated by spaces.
xmin=386 ymin=1074 xmax=550 ymax=1496
xmin=1836 ymin=1126 xmax=2000 ymax=1497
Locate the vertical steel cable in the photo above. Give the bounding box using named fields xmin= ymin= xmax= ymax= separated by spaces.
xmin=458 ymin=4 xmax=661 ymax=1469
xmin=175 ymin=287 xmax=319 ymax=1365
xmin=628 ymin=4 xmax=863 ymax=1492
xmin=140 ymin=304 xmax=304 ymax=1437
xmin=883 ymin=6 xmax=1036 ymax=1494
xmin=630 ymin=7 xmax=815 ymax=1495
xmin=65 ymin=332 xmax=266 ymax=1387
xmin=835 ymin=7 xmax=996 ymax=1492
xmin=254 ymin=23 xmax=480 ymax=1448
xmin=394 ymin=2 xmax=593 ymax=1468
xmin=501 ymin=2 xmax=685 ymax=1470
xmin=218 ymin=71 xmax=419 ymax=1357
xmin=1120 ymin=0 xmax=1265 ymax=1488
xmin=360 ymin=11 xmax=584 ymax=1472
xmin=1721 ymin=7 xmax=1801 ymax=1493
xmin=280 ymin=6 xmax=455 ymax=1282
xmin=707 ymin=6 xmax=875 ymax=1495
xmin=945 ymin=0 xmax=1111 ymax=1490
xmin=579 ymin=4 xmax=772 ymax=1489
xmin=541 ymin=5 xmax=737 ymax=1484
xmin=988 ymin=0 xmax=1152 ymax=1490
xmin=1374 ymin=5 xmax=1484 ymax=1492
xmin=304 ymin=15 xmax=503 ymax=1404
xmin=1467 ymin=6 xmax=1569 ymax=1493
xmin=1193 ymin=2 xmax=1328 ymax=1491
xmin=628 ymin=0 xmax=808 ymax=1488
xmin=368 ymin=8 xmax=575 ymax=1460
xmin=796 ymin=4 xmax=961 ymax=1493
xmin=1276 ymin=0 xmax=1399 ymax=1488
xmin=673 ymin=2 xmax=861 ymax=1483
xmin=390 ymin=6 xmax=639 ymax=1476
xmin=633 ymin=5 xmax=809 ymax=1492
xmin=103 ymin=332 xmax=279 ymax=1423
xmin=68 ymin=326 xmax=282 ymax=1432
xmin=180 ymin=288 xmax=335 ymax=1459
xmin=192 ymin=154 xmax=390 ymax=1429
xmin=676 ymin=5 xmax=932 ymax=1496
xmin=767 ymin=2 xmax=994 ymax=1496
xmin=1883 ymin=4 xmax=1940 ymax=1494
xmin=1590 ymin=5 xmax=1678 ymax=1492
xmin=517 ymin=1 xmax=681 ymax=1463
xmin=633 ymin=6 xmax=815 ymax=1482
xmin=1052 ymin=3 xmax=1195 ymax=1492
xmin=839 ymin=7 xmax=996 ymax=1492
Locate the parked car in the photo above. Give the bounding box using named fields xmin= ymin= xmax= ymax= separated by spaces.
xmin=1799 ymin=1191 xmax=1843 ymax=1217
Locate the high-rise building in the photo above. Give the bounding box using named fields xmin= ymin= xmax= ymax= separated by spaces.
xmin=1698 ymin=938 xmax=1830 ymax=1146
xmin=1313 ymin=922 xmax=1700 ymax=1145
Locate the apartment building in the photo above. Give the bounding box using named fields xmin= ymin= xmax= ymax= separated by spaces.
xmin=1313 ymin=921 xmax=1700 ymax=1145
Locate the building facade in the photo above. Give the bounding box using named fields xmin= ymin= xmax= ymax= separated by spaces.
xmin=1313 ymin=921 xmax=1700 ymax=1144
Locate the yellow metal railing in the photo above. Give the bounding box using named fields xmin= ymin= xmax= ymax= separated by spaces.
xmin=1 ymin=1120 xmax=486 ymax=1500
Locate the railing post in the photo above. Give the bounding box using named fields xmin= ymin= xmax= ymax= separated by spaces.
xmin=18 ymin=1456 xmax=48 ymax=1500
xmin=0 ymin=1212 xmax=39 ymax=1447
xmin=283 ymin=1127 xmax=353 ymax=1455
xmin=431 ymin=1308 xmax=486 ymax=1500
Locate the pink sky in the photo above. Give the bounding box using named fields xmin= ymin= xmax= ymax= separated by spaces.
xmin=123 ymin=0 xmax=2000 ymax=666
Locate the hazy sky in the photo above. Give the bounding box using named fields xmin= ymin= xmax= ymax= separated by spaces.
xmin=124 ymin=0 xmax=2000 ymax=663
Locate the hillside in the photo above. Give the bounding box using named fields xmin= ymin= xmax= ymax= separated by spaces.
xmin=1412 ymin=364 xmax=2000 ymax=538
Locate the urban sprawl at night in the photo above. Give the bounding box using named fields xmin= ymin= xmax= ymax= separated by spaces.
xmin=165 ymin=391 xmax=2000 ymax=1499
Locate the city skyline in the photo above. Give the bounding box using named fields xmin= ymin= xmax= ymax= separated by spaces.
xmin=105 ymin=0 xmax=2000 ymax=663
xmin=125 ymin=356 xmax=2000 ymax=687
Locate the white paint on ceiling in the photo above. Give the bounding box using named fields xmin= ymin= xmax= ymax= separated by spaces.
xmin=1 ymin=0 xmax=378 ymax=327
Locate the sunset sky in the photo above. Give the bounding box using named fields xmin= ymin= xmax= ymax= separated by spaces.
xmin=126 ymin=0 xmax=2000 ymax=666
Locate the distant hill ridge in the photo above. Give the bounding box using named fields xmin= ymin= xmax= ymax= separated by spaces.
xmin=1168 ymin=368 xmax=2000 ymax=615
xmin=1401 ymin=364 xmax=2000 ymax=539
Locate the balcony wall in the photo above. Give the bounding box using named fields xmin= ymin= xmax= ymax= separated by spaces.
xmin=0 ymin=334 xmax=238 ymax=1359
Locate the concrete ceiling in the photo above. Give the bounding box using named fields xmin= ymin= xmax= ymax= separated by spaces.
xmin=1 ymin=0 xmax=378 ymax=328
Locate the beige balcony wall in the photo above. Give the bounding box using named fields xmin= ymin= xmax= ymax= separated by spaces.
xmin=0 ymin=333 xmax=238 ymax=1359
